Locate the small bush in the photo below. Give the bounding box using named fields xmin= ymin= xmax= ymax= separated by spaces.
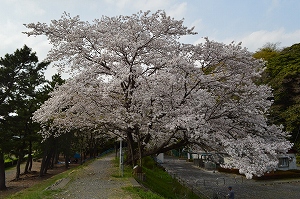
xmin=218 ymin=167 xmax=240 ymax=175
xmin=4 ymin=159 xmax=18 ymax=168
xmin=254 ymin=170 xmax=300 ymax=180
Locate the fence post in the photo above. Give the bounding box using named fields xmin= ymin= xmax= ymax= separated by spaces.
xmin=216 ymin=177 xmax=225 ymax=185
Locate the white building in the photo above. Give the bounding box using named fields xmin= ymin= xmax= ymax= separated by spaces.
xmin=277 ymin=149 xmax=298 ymax=171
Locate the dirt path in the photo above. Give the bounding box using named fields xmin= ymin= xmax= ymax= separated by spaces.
xmin=52 ymin=153 xmax=135 ymax=199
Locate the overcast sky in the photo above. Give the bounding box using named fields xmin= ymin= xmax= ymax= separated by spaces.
xmin=1 ymin=0 xmax=299 ymax=79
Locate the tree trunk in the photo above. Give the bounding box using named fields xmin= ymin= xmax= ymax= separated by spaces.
xmin=126 ymin=129 xmax=136 ymax=167
xmin=39 ymin=153 xmax=47 ymax=177
xmin=24 ymin=141 xmax=33 ymax=173
xmin=0 ymin=152 xmax=6 ymax=190
xmin=39 ymin=150 xmax=53 ymax=177
xmin=16 ymin=140 xmax=26 ymax=180
xmin=135 ymin=125 xmax=142 ymax=167
xmin=43 ymin=153 xmax=52 ymax=174
xmin=54 ymin=152 xmax=59 ymax=164
xmin=25 ymin=155 xmax=33 ymax=173
xmin=50 ymin=152 xmax=55 ymax=169
xmin=65 ymin=155 xmax=69 ymax=169
xmin=137 ymin=138 xmax=142 ymax=167
xmin=15 ymin=159 xmax=21 ymax=180
xmin=94 ymin=140 xmax=97 ymax=157
xmin=15 ymin=154 xmax=23 ymax=180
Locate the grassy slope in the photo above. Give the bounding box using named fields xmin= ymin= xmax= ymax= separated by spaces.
xmin=131 ymin=156 xmax=202 ymax=199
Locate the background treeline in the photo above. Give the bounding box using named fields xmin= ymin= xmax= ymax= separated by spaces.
xmin=253 ymin=42 xmax=300 ymax=150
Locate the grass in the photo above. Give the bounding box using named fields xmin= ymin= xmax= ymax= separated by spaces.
xmin=140 ymin=167 xmax=199 ymax=199
xmin=113 ymin=155 xmax=204 ymax=199
xmin=123 ymin=186 xmax=165 ymax=199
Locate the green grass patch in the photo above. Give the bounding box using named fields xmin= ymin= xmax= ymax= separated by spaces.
xmin=115 ymin=156 xmax=203 ymax=198
xmin=123 ymin=186 xmax=165 ymax=199
xmin=111 ymin=157 xmax=133 ymax=178
xmin=134 ymin=156 xmax=201 ymax=199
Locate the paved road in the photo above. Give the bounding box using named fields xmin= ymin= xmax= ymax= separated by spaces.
xmin=162 ymin=156 xmax=300 ymax=199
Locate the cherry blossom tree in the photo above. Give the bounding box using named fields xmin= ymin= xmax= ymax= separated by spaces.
xmin=24 ymin=10 xmax=292 ymax=178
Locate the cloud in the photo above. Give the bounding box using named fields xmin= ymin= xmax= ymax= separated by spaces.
xmin=266 ymin=0 xmax=280 ymax=16
xmin=104 ymin=0 xmax=173 ymax=10
xmin=0 ymin=28 xmax=56 ymax=80
xmin=3 ymin=0 xmax=45 ymax=18
xmin=190 ymin=18 xmax=202 ymax=28
xmin=102 ymin=0 xmax=186 ymax=19
xmin=0 ymin=0 xmax=47 ymax=57
xmin=191 ymin=28 xmax=300 ymax=53
xmin=134 ymin=0 xmax=172 ymax=11
xmin=166 ymin=2 xmax=187 ymax=19
xmin=240 ymin=28 xmax=300 ymax=52
xmin=105 ymin=0 xmax=132 ymax=9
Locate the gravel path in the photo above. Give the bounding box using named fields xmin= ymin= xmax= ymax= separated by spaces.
xmin=52 ymin=153 xmax=135 ymax=199
xmin=162 ymin=156 xmax=300 ymax=199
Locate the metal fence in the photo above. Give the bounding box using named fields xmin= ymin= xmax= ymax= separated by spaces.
xmin=165 ymin=168 xmax=245 ymax=199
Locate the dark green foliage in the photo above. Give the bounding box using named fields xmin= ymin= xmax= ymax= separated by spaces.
xmin=0 ymin=45 xmax=49 ymax=151
xmin=0 ymin=45 xmax=50 ymax=188
xmin=267 ymin=44 xmax=300 ymax=138
xmin=254 ymin=43 xmax=300 ymax=147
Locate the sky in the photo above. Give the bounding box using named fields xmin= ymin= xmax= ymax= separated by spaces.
xmin=0 ymin=0 xmax=299 ymax=79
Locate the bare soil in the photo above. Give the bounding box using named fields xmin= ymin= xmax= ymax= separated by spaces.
xmin=0 ymin=161 xmax=79 ymax=198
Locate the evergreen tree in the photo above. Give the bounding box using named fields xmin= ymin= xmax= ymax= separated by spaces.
xmin=0 ymin=45 xmax=49 ymax=189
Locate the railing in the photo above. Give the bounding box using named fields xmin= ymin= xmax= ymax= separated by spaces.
xmin=216 ymin=177 xmax=225 ymax=185
xmin=165 ymin=169 xmax=245 ymax=199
